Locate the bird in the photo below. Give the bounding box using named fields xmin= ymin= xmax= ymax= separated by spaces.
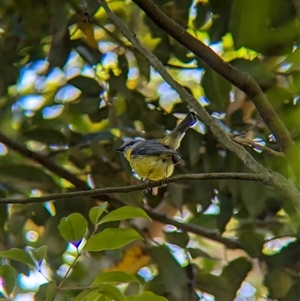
xmin=114 ymin=112 xmax=198 ymax=182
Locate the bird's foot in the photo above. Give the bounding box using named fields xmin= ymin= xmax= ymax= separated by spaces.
xmin=158 ymin=179 xmax=167 ymax=188
xmin=142 ymin=178 xmax=150 ymax=193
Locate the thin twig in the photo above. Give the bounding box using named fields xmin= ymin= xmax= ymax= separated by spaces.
xmin=0 ymin=172 xmax=271 ymax=204
xmin=231 ymin=136 xmax=285 ymax=158
xmin=233 ymin=119 xmax=264 ymax=137
xmin=56 ymin=250 xmax=83 ymax=292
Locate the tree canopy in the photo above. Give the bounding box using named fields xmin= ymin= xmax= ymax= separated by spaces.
xmin=0 ymin=0 xmax=299 ymax=300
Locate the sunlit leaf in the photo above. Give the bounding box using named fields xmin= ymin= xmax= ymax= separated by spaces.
xmin=84 ymin=228 xmax=143 ymax=252
xmin=99 ymin=206 xmax=150 ymax=225
xmin=89 ymin=203 xmax=108 ymax=225
xmin=125 ymin=291 xmax=168 ymax=301
xmin=0 ymin=248 xmax=35 ymax=267
xmin=58 ymin=213 xmax=88 ymax=242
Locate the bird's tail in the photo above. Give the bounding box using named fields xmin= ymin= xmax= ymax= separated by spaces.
xmin=162 ymin=112 xmax=198 ymax=150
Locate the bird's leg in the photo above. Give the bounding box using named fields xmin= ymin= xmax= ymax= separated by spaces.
xmin=142 ymin=173 xmax=151 ymax=193
xmin=158 ymin=166 xmax=168 ymax=188
xmin=158 ymin=177 xmax=167 ymax=188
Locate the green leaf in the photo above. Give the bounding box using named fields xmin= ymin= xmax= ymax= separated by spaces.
xmin=73 ymin=289 xmax=95 ymax=301
xmin=58 ymin=213 xmax=88 ymax=242
xmin=187 ymin=247 xmax=214 ymax=260
xmin=149 ymin=246 xmax=188 ymax=299
xmin=264 ymin=269 xmax=294 ymax=299
xmin=239 ymin=231 xmax=264 ymax=258
xmin=240 ymin=181 xmax=267 ymax=217
xmin=125 ymin=291 xmax=168 ymax=301
xmin=217 ymin=195 xmax=233 ymax=233
xmin=68 ymin=75 xmax=103 ymax=96
xmin=46 ymin=29 xmax=71 ymax=74
xmin=208 ymin=12 xmax=229 ymax=43
xmin=86 ymin=290 xmax=103 ymax=301
xmin=84 ymin=228 xmax=142 ymax=252
xmin=30 ymin=246 xmax=47 ymax=263
xmin=1 ymin=164 xmax=58 ymax=191
xmin=217 ymin=257 xmax=252 ymax=301
xmin=89 ymin=203 xmax=108 ymax=225
xmin=22 ymin=127 xmax=66 ymax=145
xmin=230 ymin=0 xmax=296 ymax=55
xmin=0 ymin=248 xmax=35 ymax=267
xmin=230 ymin=58 xmax=275 ymax=89
xmin=99 ymin=206 xmax=150 ymax=225
xmin=152 ymin=38 xmax=171 ymax=65
xmin=0 ymin=265 xmax=15 ymax=295
xmin=263 ymin=240 xmax=300 ymax=269
xmin=194 ymin=2 xmax=208 ymax=29
xmin=164 ymin=231 xmax=189 ymax=248
xmin=93 ymin=271 xmax=140 ymax=285
xmin=34 ymin=281 xmax=56 ymax=301
xmin=202 ymin=68 xmax=231 ymax=111
xmin=93 ymin=283 xmax=125 ymax=301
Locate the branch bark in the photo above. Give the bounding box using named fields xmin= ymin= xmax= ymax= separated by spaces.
xmin=0 ymin=172 xmax=271 ymax=204
xmin=131 ymin=0 xmax=300 ymax=172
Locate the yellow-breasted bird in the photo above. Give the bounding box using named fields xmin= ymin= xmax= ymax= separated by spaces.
xmin=114 ymin=112 xmax=198 ymax=182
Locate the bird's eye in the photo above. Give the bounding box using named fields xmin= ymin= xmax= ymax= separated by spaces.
xmin=128 ymin=141 xmax=136 ymax=146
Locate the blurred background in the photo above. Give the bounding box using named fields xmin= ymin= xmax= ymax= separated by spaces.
xmin=0 ymin=0 xmax=299 ymax=300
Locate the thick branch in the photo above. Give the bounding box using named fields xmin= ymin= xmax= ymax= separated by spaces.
xmin=0 ymin=172 xmax=270 ymax=204
xmin=0 ymin=132 xmax=88 ymax=190
xmin=131 ymin=0 xmax=299 ymax=166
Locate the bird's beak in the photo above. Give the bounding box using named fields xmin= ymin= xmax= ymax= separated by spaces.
xmin=114 ymin=147 xmax=124 ymax=152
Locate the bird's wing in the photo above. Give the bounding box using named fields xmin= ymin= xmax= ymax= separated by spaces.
xmin=131 ymin=140 xmax=180 ymax=157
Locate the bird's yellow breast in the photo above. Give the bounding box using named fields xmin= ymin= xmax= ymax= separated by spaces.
xmin=129 ymin=153 xmax=175 ymax=181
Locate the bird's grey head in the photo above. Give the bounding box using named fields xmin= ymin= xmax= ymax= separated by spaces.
xmin=114 ymin=139 xmax=143 ymax=153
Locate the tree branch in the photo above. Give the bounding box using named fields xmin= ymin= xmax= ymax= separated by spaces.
xmin=0 ymin=172 xmax=270 ymax=204
xmin=0 ymin=132 xmax=248 ymax=249
xmin=231 ymin=137 xmax=285 ymax=158
xmin=98 ymin=0 xmax=300 ymax=213
xmin=0 ymin=132 xmax=88 ymax=190
xmin=131 ymin=0 xmax=300 ymax=170
xmin=143 ymin=208 xmax=241 ymax=249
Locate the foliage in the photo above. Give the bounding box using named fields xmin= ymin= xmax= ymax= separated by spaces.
xmin=0 ymin=0 xmax=299 ymax=300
